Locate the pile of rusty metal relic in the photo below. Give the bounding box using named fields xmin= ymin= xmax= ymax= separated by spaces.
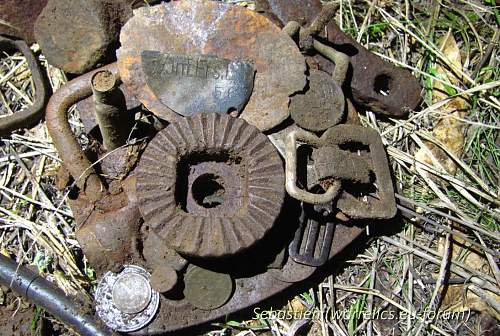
xmin=0 ymin=0 xmax=422 ymax=334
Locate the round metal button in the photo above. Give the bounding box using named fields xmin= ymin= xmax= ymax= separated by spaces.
xmin=290 ymin=69 xmax=345 ymax=132
xmin=183 ymin=265 xmax=233 ymax=310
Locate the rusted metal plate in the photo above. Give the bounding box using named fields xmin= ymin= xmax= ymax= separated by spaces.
xmin=268 ymin=256 xmax=316 ymax=283
xmin=141 ymin=51 xmax=255 ymax=116
xmin=131 ymin=222 xmax=365 ymax=334
xmin=74 ymin=177 xmax=143 ymax=273
xmin=290 ymin=69 xmax=344 ymax=131
xmin=0 ymin=0 xmax=48 ymax=43
xmin=136 ymin=113 xmax=285 ymax=258
xmin=255 ymin=0 xmax=422 ymax=118
xmin=319 ymin=124 xmax=397 ymax=219
xmin=118 ymin=0 xmax=306 ymax=130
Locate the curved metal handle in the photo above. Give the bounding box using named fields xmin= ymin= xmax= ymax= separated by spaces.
xmin=284 ymin=128 xmax=341 ymax=204
xmin=46 ymin=63 xmax=119 ymax=202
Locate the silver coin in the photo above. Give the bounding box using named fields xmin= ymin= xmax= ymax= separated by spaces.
xmin=95 ymin=265 xmax=160 ymax=332
xmin=112 ymin=272 xmax=152 ymax=314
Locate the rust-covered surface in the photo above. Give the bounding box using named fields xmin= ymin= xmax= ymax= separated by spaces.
xmin=130 ymin=222 xmax=364 ymax=334
xmin=39 ymin=1 xmax=404 ymax=332
xmin=136 ymin=113 xmax=285 ymax=258
xmin=34 ymin=0 xmax=154 ymax=74
xmin=118 ymin=0 xmax=306 ymax=130
xmin=0 ymin=0 xmax=48 ymax=43
xmin=76 ymin=83 xmax=140 ymax=134
xmin=290 ymin=69 xmax=344 ymax=131
xmin=256 ymin=0 xmax=422 ymax=118
xmin=71 ymin=176 xmax=143 ymax=273
xmin=46 ymin=64 xmax=120 ymax=202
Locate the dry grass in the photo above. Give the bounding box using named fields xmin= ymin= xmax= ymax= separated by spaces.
xmin=0 ymin=0 xmax=499 ymax=335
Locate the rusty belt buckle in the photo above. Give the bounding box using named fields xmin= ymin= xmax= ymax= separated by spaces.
xmin=284 ymin=128 xmax=342 ymax=204
xmin=0 ymin=36 xmax=50 ymax=136
xmin=316 ymin=124 xmax=397 ymax=219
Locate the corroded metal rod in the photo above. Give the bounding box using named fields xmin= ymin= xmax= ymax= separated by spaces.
xmin=91 ymin=70 xmax=130 ymax=151
xmin=46 ymin=63 xmax=119 ymax=202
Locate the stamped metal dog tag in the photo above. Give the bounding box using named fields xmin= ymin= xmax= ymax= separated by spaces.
xmin=142 ymin=51 xmax=255 ymax=116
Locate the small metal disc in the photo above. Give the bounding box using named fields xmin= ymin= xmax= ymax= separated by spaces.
xmin=95 ymin=265 xmax=160 ymax=332
xmin=112 ymin=272 xmax=152 ymax=314
xmin=290 ymin=70 xmax=345 ymax=132
xmin=183 ymin=265 xmax=233 ymax=310
xmin=150 ymin=264 xmax=178 ymax=293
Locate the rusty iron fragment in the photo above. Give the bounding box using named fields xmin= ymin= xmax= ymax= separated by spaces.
xmin=321 ymin=125 xmax=397 ymax=219
xmin=256 ymin=0 xmax=422 ymax=118
xmin=34 ymin=0 xmax=157 ymax=74
xmin=283 ymin=124 xmax=396 ymax=218
xmin=132 ymin=222 xmax=365 ymax=334
xmin=183 ymin=265 xmax=234 ymax=310
xmin=136 ymin=113 xmax=285 ymax=258
xmin=118 ymin=0 xmax=306 ymax=130
xmin=268 ymin=256 xmax=316 ymax=283
xmin=284 ymin=128 xmax=342 ymax=205
xmin=0 ymin=0 xmax=48 ymax=43
xmin=0 ymin=36 xmax=51 ymax=136
xmin=73 ymin=176 xmax=143 ymax=273
xmin=311 ymin=146 xmax=372 ymax=185
xmin=290 ymin=69 xmax=345 ymax=131
xmin=141 ymin=51 xmax=255 ymax=116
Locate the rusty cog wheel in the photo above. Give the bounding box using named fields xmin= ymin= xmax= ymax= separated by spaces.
xmin=136 ymin=113 xmax=285 ymax=258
